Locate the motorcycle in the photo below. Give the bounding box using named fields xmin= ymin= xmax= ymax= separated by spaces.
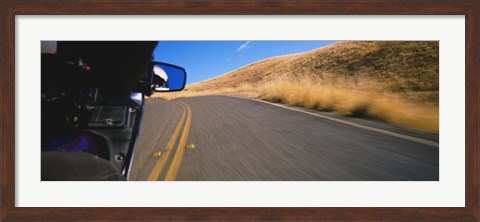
xmin=40 ymin=41 xmax=186 ymax=181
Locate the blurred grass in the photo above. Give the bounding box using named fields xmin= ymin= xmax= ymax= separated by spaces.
xmin=256 ymin=78 xmax=438 ymax=133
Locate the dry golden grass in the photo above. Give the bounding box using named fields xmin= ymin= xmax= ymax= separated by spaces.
xmin=153 ymin=41 xmax=439 ymax=133
xmin=255 ymin=78 xmax=438 ymax=133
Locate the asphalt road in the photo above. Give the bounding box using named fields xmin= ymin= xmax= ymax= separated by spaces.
xmin=129 ymin=96 xmax=439 ymax=181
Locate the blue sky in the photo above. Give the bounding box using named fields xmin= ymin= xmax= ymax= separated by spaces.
xmin=153 ymin=41 xmax=337 ymax=84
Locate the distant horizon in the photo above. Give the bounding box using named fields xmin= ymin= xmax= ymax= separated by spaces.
xmin=153 ymin=41 xmax=337 ymax=84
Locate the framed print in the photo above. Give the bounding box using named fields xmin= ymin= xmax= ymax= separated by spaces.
xmin=1 ymin=1 xmax=479 ymax=221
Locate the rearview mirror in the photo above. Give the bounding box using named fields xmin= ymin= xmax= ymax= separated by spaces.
xmin=151 ymin=62 xmax=186 ymax=92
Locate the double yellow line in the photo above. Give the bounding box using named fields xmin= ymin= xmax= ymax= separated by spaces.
xmin=147 ymin=103 xmax=192 ymax=181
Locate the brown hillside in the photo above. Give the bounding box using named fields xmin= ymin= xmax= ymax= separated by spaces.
xmin=182 ymin=41 xmax=438 ymax=105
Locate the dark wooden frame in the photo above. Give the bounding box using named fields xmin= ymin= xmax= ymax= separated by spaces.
xmin=1 ymin=1 xmax=478 ymax=221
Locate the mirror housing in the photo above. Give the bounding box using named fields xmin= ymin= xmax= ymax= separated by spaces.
xmin=149 ymin=62 xmax=187 ymax=92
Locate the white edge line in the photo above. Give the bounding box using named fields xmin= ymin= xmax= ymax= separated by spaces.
xmin=229 ymin=96 xmax=439 ymax=148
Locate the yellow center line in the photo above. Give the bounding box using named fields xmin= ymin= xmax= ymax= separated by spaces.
xmin=164 ymin=104 xmax=192 ymax=181
xmin=147 ymin=104 xmax=187 ymax=181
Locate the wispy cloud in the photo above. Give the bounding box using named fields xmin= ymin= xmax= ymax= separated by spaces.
xmin=236 ymin=41 xmax=251 ymax=52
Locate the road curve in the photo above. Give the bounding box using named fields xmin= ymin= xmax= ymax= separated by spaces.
xmin=129 ymin=96 xmax=438 ymax=181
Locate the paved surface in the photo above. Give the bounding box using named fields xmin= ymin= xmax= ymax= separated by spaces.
xmin=129 ymin=96 xmax=439 ymax=181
